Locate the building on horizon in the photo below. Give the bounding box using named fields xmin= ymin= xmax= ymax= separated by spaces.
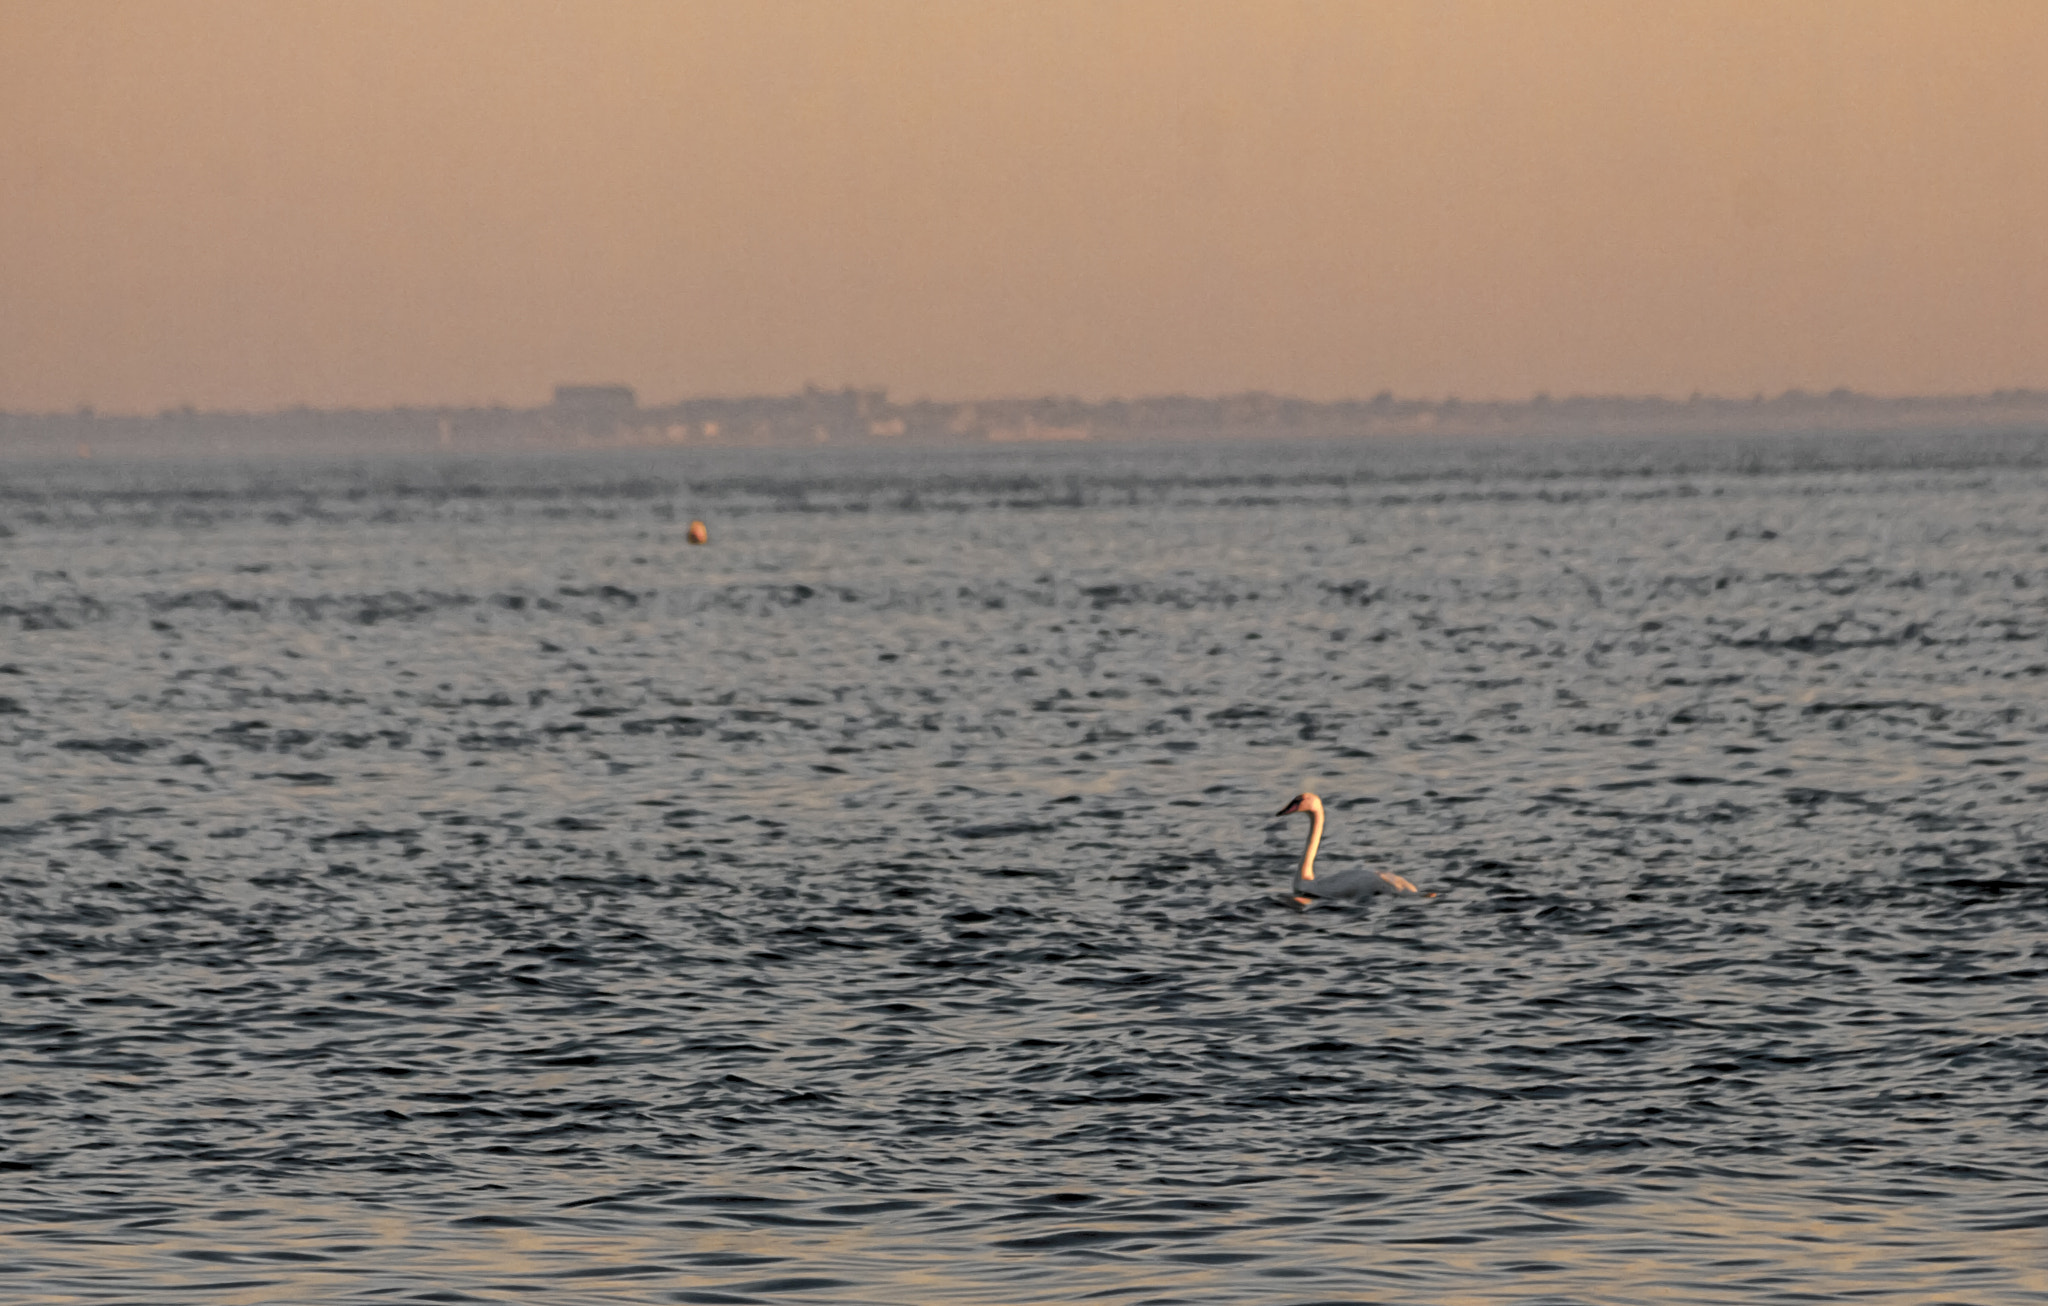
xmin=552 ymin=384 xmax=637 ymax=412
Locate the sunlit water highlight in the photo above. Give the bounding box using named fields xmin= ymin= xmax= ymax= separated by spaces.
xmin=3 ymin=433 xmax=2046 ymax=1303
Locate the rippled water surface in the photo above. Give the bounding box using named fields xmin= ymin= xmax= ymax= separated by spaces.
xmin=4 ymin=434 xmax=2047 ymax=1304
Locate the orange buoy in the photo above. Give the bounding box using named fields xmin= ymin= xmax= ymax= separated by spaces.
xmin=686 ymin=519 xmax=709 ymax=545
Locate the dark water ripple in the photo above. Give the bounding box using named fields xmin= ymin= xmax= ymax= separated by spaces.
xmin=3 ymin=435 xmax=2047 ymax=1303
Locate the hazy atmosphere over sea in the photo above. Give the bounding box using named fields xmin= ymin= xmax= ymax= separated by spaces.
xmin=4 ymin=1 xmax=2046 ymax=412
xmin=7 ymin=2 xmax=2048 ymax=1302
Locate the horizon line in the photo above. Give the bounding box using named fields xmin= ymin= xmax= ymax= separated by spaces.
xmin=13 ymin=384 xmax=2048 ymax=422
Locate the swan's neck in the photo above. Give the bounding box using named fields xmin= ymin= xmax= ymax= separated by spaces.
xmin=1295 ymin=808 xmax=1323 ymax=885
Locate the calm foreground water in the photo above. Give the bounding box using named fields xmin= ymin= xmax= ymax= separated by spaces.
xmin=3 ymin=432 xmax=2046 ymax=1304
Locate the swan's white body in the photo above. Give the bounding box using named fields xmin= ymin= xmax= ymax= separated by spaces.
xmin=1276 ymin=792 xmax=1429 ymax=902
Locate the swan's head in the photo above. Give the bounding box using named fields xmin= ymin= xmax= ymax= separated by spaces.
xmin=1276 ymin=792 xmax=1323 ymax=817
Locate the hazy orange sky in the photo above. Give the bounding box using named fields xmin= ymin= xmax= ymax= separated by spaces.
xmin=4 ymin=0 xmax=2046 ymax=412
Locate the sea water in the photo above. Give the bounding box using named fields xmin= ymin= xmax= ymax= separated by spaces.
xmin=2 ymin=432 xmax=2045 ymax=1303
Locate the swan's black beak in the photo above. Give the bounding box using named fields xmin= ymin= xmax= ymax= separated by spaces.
xmin=1275 ymin=800 xmax=1298 ymax=817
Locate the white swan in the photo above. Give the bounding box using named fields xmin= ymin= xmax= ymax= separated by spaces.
xmin=1275 ymin=792 xmax=1431 ymax=903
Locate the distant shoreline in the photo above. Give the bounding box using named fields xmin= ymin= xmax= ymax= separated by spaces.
xmin=6 ymin=386 xmax=2047 ymax=461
